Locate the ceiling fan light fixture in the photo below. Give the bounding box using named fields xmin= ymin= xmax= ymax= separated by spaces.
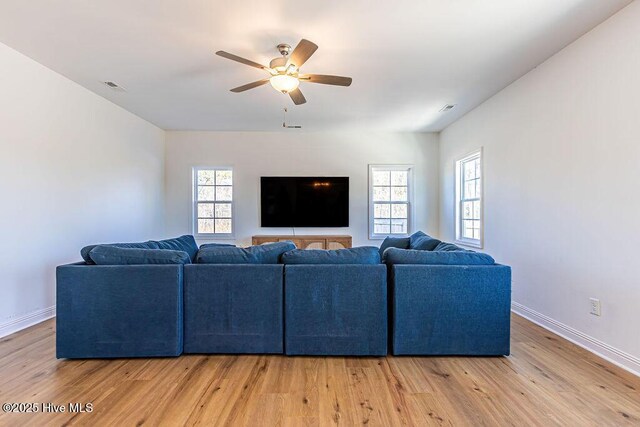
xmin=270 ymin=74 xmax=299 ymax=93
xmin=216 ymin=39 xmax=351 ymax=104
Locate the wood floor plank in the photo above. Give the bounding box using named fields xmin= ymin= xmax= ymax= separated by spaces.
xmin=1 ymin=314 xmax=639 ymax=426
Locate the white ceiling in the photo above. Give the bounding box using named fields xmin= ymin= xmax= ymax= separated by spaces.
xmin=0 ymin=0 xmax=632 ymax=132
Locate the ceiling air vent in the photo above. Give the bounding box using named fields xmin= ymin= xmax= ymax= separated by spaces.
xmin=103 ymin=81 xmax=126 ymax=91
xmin=440 ymin=104 xmax=455 ymax=112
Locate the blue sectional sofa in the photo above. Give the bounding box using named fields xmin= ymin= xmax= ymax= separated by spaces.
xmin=390 ymin=264 xmax=511 ymax=355
xmin=381 ymin=232 xmax=512 ymax=356
xmin=282 ymin=247 xmax=387 ymax=356
xmin=184 ymin=264 xmax=284 ymax=354
xmin=57 ymin=235 xmax=198 ymax=358
xmin=284 ymin=265 xmax=387 ymax=356
xmin=56 ymin=263 xmax=184 ymax=359
xmin=56 ymin=232 xmax=511 ymax=359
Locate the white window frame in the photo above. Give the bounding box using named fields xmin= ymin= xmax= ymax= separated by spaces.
xmin=368 ymin=164 xmax=414 ymax=240
xmin=455 ymin=149 xmax=483 ymax=248
xmin=192 ymin=166 xmax=235 ymax=239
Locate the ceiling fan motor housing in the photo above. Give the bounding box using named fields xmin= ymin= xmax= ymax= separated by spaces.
xmin=277 ymin=43 xmax=291 ymax=56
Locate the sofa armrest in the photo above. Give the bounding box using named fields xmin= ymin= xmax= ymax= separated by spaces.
xmin=56 ymin=263 xmax=183 ymax=358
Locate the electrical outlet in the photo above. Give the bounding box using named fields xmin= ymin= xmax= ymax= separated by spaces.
xmin=589 ymin=298 xmax=601 ymax=316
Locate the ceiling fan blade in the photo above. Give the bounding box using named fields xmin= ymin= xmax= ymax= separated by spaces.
xmin=289 ymin=88 xmax=307 ymax=105
xmin=230 ymin=78 xmax=270 ymax=93
xmin=216 ymin=51 xmax=269 ymax=70
xmin=298 ymin=74 xmax=352 ymax=87
xmin=287 ymin=39 xmax=318 ymax=69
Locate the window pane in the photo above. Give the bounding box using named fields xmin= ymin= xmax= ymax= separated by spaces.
xmin=198 ymin=203 xmax=214 ymax=218
xmin=373 ymin=171 xmax=390 ymax=186
xmin=391 ymin=219 xmax=407 ymax=234
xmin=215 ymin=203 xmax=232 ymax=218
xmin=391 ymin=171 xmax=407 ymax=186
xmin=216 ymin=186 xmax=232 ymax=201
xmin=197 ymin=186 xmax=215 ymax=201
xmin=371 ymin=167 xmax=412 ymax=237
xmin=374 ymin=219 xmax=390 ymax=235
xmin=473 ymin=201 xmax=481 ymax=220
xmin=374 ymin=203 xmax=391 ymax=218
xmin=391 ymin=186 xmax=407 ymax=202
xmin=464 ymin=180 xmax=476 ymax=199
xmin=197 ymin=170 xmax=215 ymax=185
xmin=463 ymin=201 xmax=473 ymax=219
xmin=373 ymin=186 xmax=390 ymax=201
xmin=456 ymin=153 xmax=481 ymax=243
xmin=464 ymin=160 xmax=476 ymax=180
xmin=216 ymin=170 xmax=232 ymax=185
xmin=463 ymin=220 xmax=474 ymax=238
xmin=473 ymin=228 xmax=481 ymax=240
xmin=215 ymin=219 xmax=232 ymax=234
xmin=198 ymin=219 xmax=215 ymax=234
xmin=391 ymin=204 xmax=407 ymax=219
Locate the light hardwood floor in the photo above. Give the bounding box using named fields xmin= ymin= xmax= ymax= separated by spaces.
xmin=0 ymin=314 xmax=639 ymax=426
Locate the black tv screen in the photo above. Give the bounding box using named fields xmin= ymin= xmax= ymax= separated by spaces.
xmin=261 ymin=177 xmax=349 ymax=227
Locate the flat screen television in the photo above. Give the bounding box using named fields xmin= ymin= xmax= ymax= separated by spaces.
xmin=261 ymin=177 xmax=349 ymax=227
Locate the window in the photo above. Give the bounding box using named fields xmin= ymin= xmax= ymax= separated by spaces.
xmin=369 ymin=165 xmax=413 ymax=238
xmin=455 ymin=150 xmax=482 ymax=247
xmin=193 ymin=167 xmax=234 ymax=237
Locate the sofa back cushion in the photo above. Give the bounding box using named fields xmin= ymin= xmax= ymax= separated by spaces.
xmin=89 ymin=246 xmax=191 ymax=265
xmin=379 ymin=236 xmax=410 ymax=258
xmin=433 ymin=241 xmax=466 ymax=252
xmin=408 ymin=231 xmax=441 ymax=251
xmin=281 ymin=246 xmax=381 ymax=265
xmin=154 ymin=235 xmax=199 ymax=262
xmin=248 ymin=241 xmax=297 ymax=264
xmin=196 ymin=247 xmax=259 ymax=264
xmin=383 ymin=247 xmax=495 ymax=265
xmin=81 ymin=241 xmax=160 ymax=264
xmin=199 ymin=243 xmax=236 ymax=250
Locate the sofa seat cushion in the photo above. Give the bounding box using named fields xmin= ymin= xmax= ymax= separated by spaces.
xmin=408 ymin=231 xmax=441 ymax=251
xmin=248 ymin=241 xmax=296 ymax=264
xmin=281 ymin=246 xmax=381 ymax=265
xmin=378 ymin=236 xmax=410 ymax=258
xmin=196 ymin=246 xmax=259 ymax=264
xmin=383 ymin=247 xmax=495 ymax=265
xmin=154 ymin=235 xmax=199 ymax=262
xmin=433 ymin=241 xmax=466 ymax=252
xmin=89 ymin=246 xmax=191 ymax=265
xmin=81 ymin=241 xmax=160 ymax=264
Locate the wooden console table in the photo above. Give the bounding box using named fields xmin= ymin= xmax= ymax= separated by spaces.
xmin=252 ymin=235 xmax=352 ymax=250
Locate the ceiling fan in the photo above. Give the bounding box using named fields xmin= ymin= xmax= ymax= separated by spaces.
xmin=216 ymin=39 xmax=352 ymax=105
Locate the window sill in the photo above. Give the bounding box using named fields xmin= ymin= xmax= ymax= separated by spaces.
xmin=370 ymin=234 xmax=409 ymax=240
xmin=195 ymin=234 xmax=236 ymax=240
xmin=455 ymin=239 xmax=483 ymax=249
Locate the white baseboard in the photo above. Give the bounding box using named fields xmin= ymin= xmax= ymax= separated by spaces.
xmin=512 ymin=301 xmax=640 ymax=377
xmin=0 ymin=306 xmax=56 ymax=338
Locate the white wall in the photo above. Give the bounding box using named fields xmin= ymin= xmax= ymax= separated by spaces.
xmin=439 ymin=1 xmax=640 ymax=373
xmin=0 ymin=42 xmax=166 ymax=336
xmin=165 ymin=131 xmax=439 ymax=247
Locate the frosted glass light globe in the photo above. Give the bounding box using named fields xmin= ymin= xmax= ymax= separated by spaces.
xmin=270 ymin=74 xmax=300 ymax=93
